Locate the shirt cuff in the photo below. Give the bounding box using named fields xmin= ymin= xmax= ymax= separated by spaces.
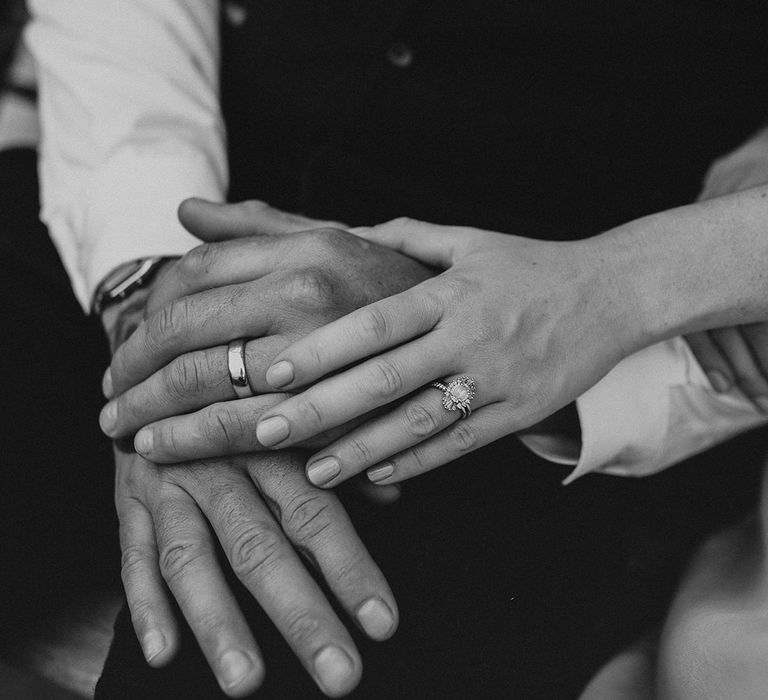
xmin=520 ymin=336 xmax=768 ymax=483
xmin=43 ymin=146 xmax=224 ymax=311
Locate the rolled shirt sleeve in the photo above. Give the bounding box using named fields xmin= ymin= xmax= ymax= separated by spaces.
xmin=520 ymin=336 xmax=768 ymax=481
xmin=26 ymin=0 xmax=226 ymax=310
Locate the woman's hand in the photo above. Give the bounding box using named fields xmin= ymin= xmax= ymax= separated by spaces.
xmin=252 ymin=217 xmax=639 ymax=487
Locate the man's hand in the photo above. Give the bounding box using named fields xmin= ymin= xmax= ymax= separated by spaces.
xmin=98 ymin=207 xmax=433 ymax=463
xmin=100 ymin=236 xmax=401 ymax=697
xmin=115 ymin=445 xmax=398 ymax=697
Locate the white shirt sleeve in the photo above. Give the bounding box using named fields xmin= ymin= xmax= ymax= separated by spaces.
xmin=520 ymin=336 xmax=768 ymax=481
xmin=26 ymin=0 xmax=227 ymax=310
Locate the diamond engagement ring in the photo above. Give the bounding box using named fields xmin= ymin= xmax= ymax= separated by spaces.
xmin=430 ymin=376 xmax=476 ymax=419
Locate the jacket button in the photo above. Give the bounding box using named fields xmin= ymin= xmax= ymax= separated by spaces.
xmin=386 ymin=43 xmax=414 ymax=68
xmin=224 ymin=2 xmax=248 ymax=27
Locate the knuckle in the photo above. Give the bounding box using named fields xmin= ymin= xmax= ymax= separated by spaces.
xmin=390 ymin=216 xmax=415 ymax=229
xmin=346 ymin=436 xmax=374 ymax=465
xmin=120 ymin=543 xmax=150 ymax=583
xmin=283 ymin=493 xmax=333 ymax=544
xmin=228 ymin=523 xmax=283 ymax=580
xmin=283 ymin=608 xmax=322 ymax=647
xmin=285 ymin=268 xmax=336 ymax=308
xmin=126 ymin=597 xmax=154 ymax=631
xmin=243 ymin=199 xmax=268 ymax=214
xmin=180 ymin=243 xmax=217 ymax=278
xmin=202 ymin=404 xmax=251 ymax=450
xmin=449 ymin=420 xmax=481 ymax=453
xmin=367 ymin=357 xmax=405 ymax=401
xmin=158 ymin=539 xmax=207 ymax=584
xmin=148 ymin=298 xmax=190 ymax=352
xmin=474 ymin=319 xmax=506 ymax=348
xmin=405 ymin=444 xmax=429 ymax=473
xmin=166 ymin=351 xmax=206 ymax=400
xmin=404 ymin=402 xmax=441 ymax=438
xmin=313 ymin=226 xmax=350 ymax=252
xmin=297 ymin=395 xmax=326 ymax=432
xmin=358 ymin=305 xmax=393 ymax=345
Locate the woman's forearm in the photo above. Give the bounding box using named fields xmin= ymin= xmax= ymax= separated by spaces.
xmin=591 ymin=183 xmax=768 ymax=352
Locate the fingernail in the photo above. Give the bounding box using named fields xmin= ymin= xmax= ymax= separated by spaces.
xmin=756 ymin=396 xmax=768 ymax=413
xmin=307 ymin=457 xmax=341 ymax=486
xmin=256 ymin=416 xmax=290 ymax=446
xmin=367 ymin=462 xmax=394 ymax=483
xmin=266 ymin=360 xmax=294 ymax=388
xmin=141 ymin=629 xmax=166 ymax=663
xmin=134 ymin=429 xmax=153 ymax=456
xmin=707 ymin=370 xmax=731 ymax=393
xmin=219 ymin=649 xmax=255 ymax=690
xmin=356 ymin=598 xmax=396 ymax=640
xmin=313 ymin=646 xmax=355 ymax=696
xmin=102 ymin=368 xmax=114 ymax=399
xmin=99 ymin=402 xmax=118 ymax=435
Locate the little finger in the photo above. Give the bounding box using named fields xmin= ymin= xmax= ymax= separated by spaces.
xmin=365 ymin=402 xmax=510 ymax=484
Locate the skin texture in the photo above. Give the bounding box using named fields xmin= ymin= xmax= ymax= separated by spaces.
xmin=685 ymin=148 xmax=768 ymax=410
xmin=243 ymin=218 xmax=633 ymax=487
xmin=98 ymin=199 xmax=439 ymax=697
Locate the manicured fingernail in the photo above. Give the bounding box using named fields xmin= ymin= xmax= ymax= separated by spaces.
xmin=756 ymin=396 xmax=768 ymax=413
xmin=367 ymin=462 xmax=394 ymax=483
xmin=99 ymin=402 xmax=118 ymax=435
xmin=356 ymin=598 xmax=396 ymax=640
xmin=707 ymin=370 xmax=731 ymax=393
xmin=134 ymin=429 xmax=153 ymax=456
xmin=102 ymin=368 xmax=114 ymax=399
xmin=219 ymin=650 xmax=255 ymax=690
xmin=313 ymin=646 xmax=355 ymax=696
xmin=307 ymin=457 xmax=341 ymax=486
xmin=256 ymin=416 xmax=290 ymax=446
xmin=266 ymin=360 xmax=294 ymax=388
xmin=141 ymin=629 xmax=166 ymax=663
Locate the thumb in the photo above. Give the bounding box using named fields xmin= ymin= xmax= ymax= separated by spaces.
xmin=350 ymin=217 xmax=475 ymax=268
xmin=178 ymin=197 xmax=346 ymax=241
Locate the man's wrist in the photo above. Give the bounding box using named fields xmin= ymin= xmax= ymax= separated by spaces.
xmin=100 ymin=286 xmax=151 ymax=352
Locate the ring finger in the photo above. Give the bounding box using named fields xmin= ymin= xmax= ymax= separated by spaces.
xmin=101 ymin=336 xmax=286 ymax=439
xmin=302 ymin=376 xmax=482 ymax=488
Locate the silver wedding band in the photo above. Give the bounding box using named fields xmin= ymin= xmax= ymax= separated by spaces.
xmin=430 ymin=375 xmax=476 ymax=419
xmin=227 ymin=338 xmax=254 ymax=398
